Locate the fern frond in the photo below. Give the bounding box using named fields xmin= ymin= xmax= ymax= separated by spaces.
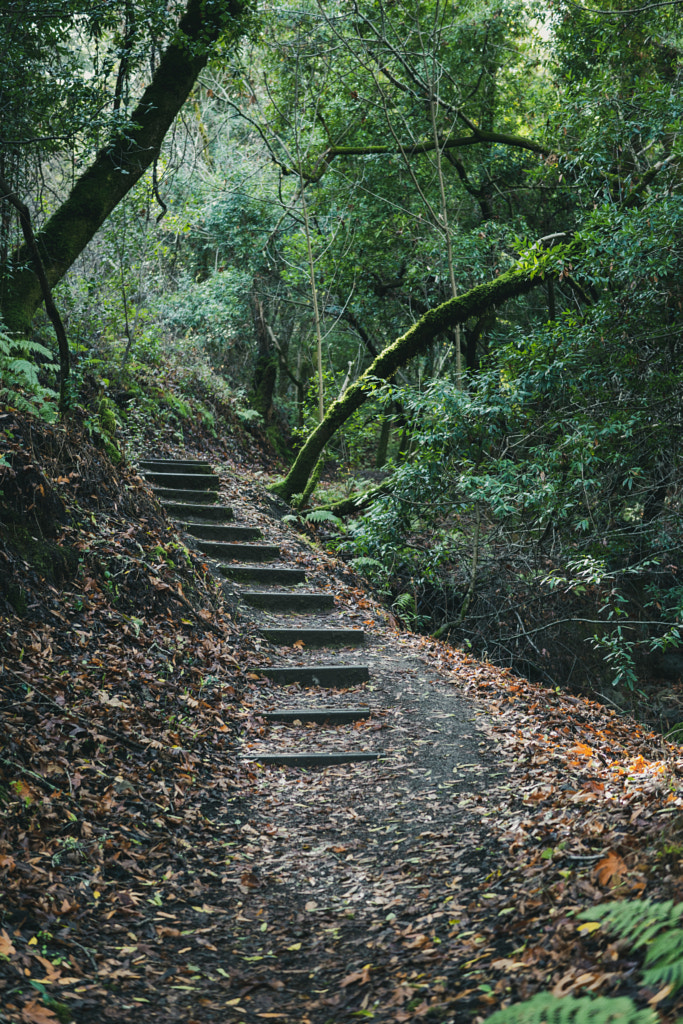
xmin=579 ymin=900 xmax=682 ymax=947
xmin=0 ymin=327 xmax=58 ymax=422
xmin=8 ymin=358 xmax=40 ymax=384
xmin=640 ymin=926 xmax=683 ymax=992
xmin=579 ymin=900 xmax=683 ymax=995
xmin=484 ymin=993 xmax=657 ymax=1024
xmin=305 ymin=509 xmax=343 ymax=525
xmin=351 ymin=557 xmax=384 ymax=571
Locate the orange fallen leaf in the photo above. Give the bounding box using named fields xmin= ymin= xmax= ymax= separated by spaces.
xmin=21 ymin=1000 xmax=60 ymax=1024
xmin=595 ymin=850 xmax=628 ymax=888
xmin=340 ymin=966 xmax=372 ymax=987
xmin=569 ymin=743 xmax=593 ymax=758
xmin=0 ymin=929 xmax=16 ymax=957
xmin=649 ymin=984 xmax=673 ymax=1006
xmin=12 ymin=779 xmax=36 ymax=803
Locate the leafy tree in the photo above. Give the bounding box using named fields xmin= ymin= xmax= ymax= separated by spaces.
xmin=0 ymin=0 xmax=252 ymax=354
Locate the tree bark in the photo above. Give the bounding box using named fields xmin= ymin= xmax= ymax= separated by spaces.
xmin=270 ymin=263 xmax=544 ymax=501
xmin=0 ymin=174 xmax=72 ymax=412
xmin=0 ymin=0 xmax=248 ymax=335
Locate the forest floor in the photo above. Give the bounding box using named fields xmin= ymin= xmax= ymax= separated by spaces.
xmin=2 ymin=419 xmax=683 ymax=1024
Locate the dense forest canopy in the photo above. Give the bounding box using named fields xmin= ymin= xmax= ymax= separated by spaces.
xmin=1 ymin=0 xmax=682 ymax=701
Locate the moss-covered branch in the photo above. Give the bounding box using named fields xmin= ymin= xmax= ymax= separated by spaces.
xmin=324 ymin=128 xmax=548 ymax=161
xmin=284 ymin=128 xmax=549 ymax=181
xmin=0 ymin=0 xmax=249 ymax=335
xmin=270 ymin=264 xmax=543 ymax=502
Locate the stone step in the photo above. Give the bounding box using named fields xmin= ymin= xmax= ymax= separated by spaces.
xmin=143 ymin=471 xmax=219 ymax=491
xmin=256 ymin=664 xmax=370 ymax=687
xmin=176 ymin=522 xmax=261 ymax=542
xmin=220 ymin=565 xmax=307 ymax=585
xmin=199 ymin=540 xmax=280 ymax=562
xmin=242 ymin=591 xmax=334 ymax=613
xmin=153 ymin=487 xmax=218 ymax=504
xmin=163 ymin=502 xmax=234 ymax=521
xmin=263 ymin=707 xmax=373 ymax=724
xmin=259 ymin=627 xmax=365 ymax=647
xmin=242 ymin=751 xmax=379 ymax=767
xmin=139 ymin=459 xmax=214 ymax=474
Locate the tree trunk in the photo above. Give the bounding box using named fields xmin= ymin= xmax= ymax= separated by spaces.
xmin=0 ymin=0 xmax=248 ymax=335
xmin=375 ymin=415 xmax=391 ymax=468
xmin=0 ymin=174 xmax=72 ymax=411
xmin=250 ymin=296 xmax=278 ymax=422
xmin=270 ymin=263 xmax=545 ymax=502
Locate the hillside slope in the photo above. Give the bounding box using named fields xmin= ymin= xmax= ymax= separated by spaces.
xmin=1 ymin=409 xmax=683 ymax=1024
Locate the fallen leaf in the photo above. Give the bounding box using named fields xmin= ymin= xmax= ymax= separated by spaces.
xmin=21 ymin=1000 xmax=60 ymax=1024
xmin=0 ymin=929 xmax=16 ymax=956
xmin=594 ymin=850 xmax=628 ymax=888
xmin=649 ymin=984 xmax=673 ymax=1006
xmin=341 ymin=967 xmax=372 ymax=987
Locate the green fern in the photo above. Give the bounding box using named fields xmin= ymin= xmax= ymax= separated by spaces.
xmin=350 ymin=556 xmax=384 ymax=572
xmin=305 ymin=509 xmax=343 ymax=526
xmin=0 ymin=329 xmax=58 ymax=421
xmin=579 ymin=901 xmax=683 ymax=993
xmin=579 ymin=900 xmax=683 ymax=949
xmin=486 ymin=901 xmax=683 ymax=1023
xmin=485 ymin=993 xmax=657 ymax=1024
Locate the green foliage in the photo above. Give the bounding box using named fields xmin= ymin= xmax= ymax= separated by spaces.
xmin=580 ymin=900 xmax=683 ymax=994
xmin=304 ymin=509 xmax=343 ymax=526
xmin=0 ymin=329 xmax=58 ymax=422
xmin=98 ymin=398 xmax=117 ymax=438
xmin=489 ymin=900 xmax=683 ymax=1023
xmin=484 ymin=993 xmax=657 ymax=1024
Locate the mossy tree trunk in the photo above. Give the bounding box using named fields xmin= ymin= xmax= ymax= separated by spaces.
xmin=270 ymin=264 xmax=546 ymax=502
xmin=375 ymin=415 xmax=392 ymax=468
xmin=249 ymin=295 xmax=278 ymax=422
xmin=0 ymin=0 xmax=248 ymax=335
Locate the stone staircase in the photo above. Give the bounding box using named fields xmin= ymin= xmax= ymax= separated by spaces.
xmin=139 ymin=457 xmax=381 ymax=768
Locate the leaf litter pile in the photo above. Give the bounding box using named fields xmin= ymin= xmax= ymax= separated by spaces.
xmin=2 ymin=413 xmax=683 ymax=1023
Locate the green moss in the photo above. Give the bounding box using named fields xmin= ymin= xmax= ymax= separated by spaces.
xmin=270 ymin=263 xmax=544 ymax=501
xmin=5 ymin=582 xmax=28 ymax=615
xmin=164 ymin=392 xmax=192 ymax=419
xmin=4 ymin=524 xmax=79 ymax=585
xmin=102 ymin=437 xmax=122 ymax=464
xmin=98 ymin=397 xmax=117 ymax=437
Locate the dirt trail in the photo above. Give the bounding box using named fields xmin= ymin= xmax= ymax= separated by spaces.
xmin=3 ymin=450 xmax=683 ymax=1024
xmin=143 ymin=463 xmax=683 ymax=1024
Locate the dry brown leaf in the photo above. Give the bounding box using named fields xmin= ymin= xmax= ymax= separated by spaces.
xmin=21 ymin=1000 xmax=60 ymax=1024
xmin=340 ymin=966 xmax=372 ymax=987
xmin=648 ymin=984 xmax=673 ymax=1006
xmin=0 ymin=929 xmax=16 ymax=956
xmin=594 ymin=850 xmax=628 ymax=888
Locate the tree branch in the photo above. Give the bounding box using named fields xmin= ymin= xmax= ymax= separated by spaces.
xmin=0 ymin=174 xmax=71 ymax=412
xmin=1 ymin=0 xmax=249 ymax=334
